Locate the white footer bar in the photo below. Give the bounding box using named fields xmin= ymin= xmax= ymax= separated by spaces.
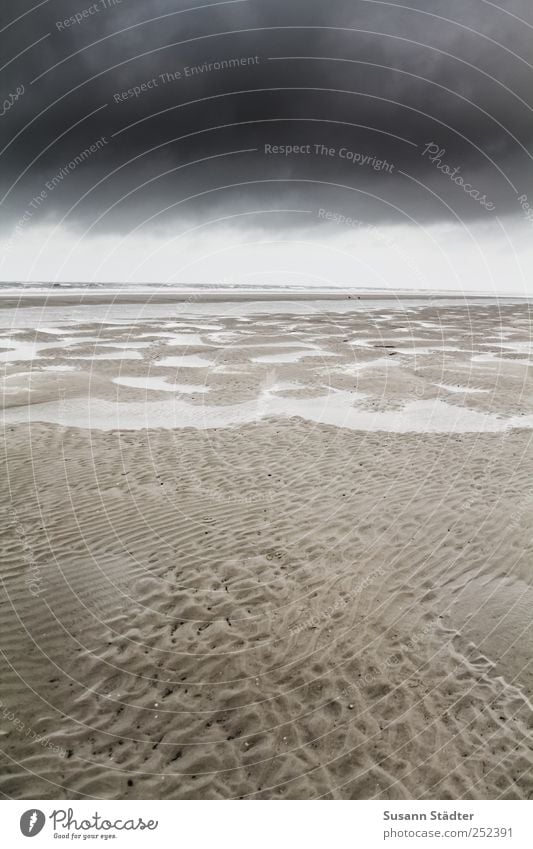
xmin=4 ymin=799 xmax=531 ymax=848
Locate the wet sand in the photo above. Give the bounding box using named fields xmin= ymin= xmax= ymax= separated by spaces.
xmin=1 ymin=298 xmax=533 ymax=799
xmin=0 ymin=288 xmax=503 ymax=309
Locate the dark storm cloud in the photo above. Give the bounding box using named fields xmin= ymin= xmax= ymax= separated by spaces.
xmin=1 ymin=0 xmax=532 ymax=237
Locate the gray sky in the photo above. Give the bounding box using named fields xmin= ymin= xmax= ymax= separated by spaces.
xmin=1 ymin=0 xmax=532 ymax=290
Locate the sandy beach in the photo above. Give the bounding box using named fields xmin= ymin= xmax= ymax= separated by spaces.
xmin=1 ymin=295 xmax=533 ymax=800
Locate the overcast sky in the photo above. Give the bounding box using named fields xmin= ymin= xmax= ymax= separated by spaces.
xmin=1 ymin=0 xmax=532 ymax=290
